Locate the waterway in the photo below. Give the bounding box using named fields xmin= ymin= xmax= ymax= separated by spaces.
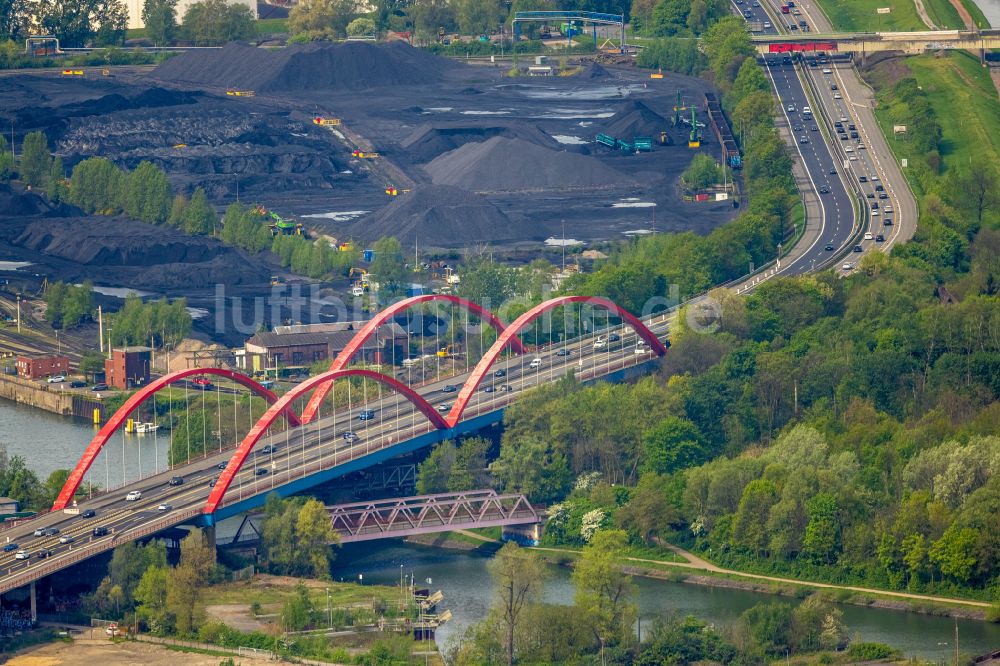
xmin=972 ymin=0 xmax=999 ymax=25
xmin=333 ymin=541 xmax=1000 ymax=661
xmin=3 ymin=398 xmax=1000 ymax=659
xmin=0 ymin=398 xmax=168 ymax=485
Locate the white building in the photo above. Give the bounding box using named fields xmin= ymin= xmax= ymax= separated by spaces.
xmin=125 ymin=0 xmax=258 ymax=31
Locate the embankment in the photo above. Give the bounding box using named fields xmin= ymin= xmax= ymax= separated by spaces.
xmin=0 ymin=374 xmax=102 ymax=419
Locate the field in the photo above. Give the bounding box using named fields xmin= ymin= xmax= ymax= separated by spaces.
xmin=813 ymin=0 xmax=929 ymax=32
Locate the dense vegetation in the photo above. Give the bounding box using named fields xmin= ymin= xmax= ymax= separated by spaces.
xmin=43 ymin=281 xmax=95 ymax=330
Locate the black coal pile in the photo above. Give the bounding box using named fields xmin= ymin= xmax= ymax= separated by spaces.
xmin=12 ymin=217 xmax=268 ymax=289
xmin=583 ymin=63 xmax=611 ymax=79
xmin=346 ymin=185 xmax=538 ymax=247
xmin=151 ymin=41 xmax=455 ymax=92
xmin=602 ymin=100 xmax=671 ymax=138
xmin=13 ymin=87 xmax=200 ymax=132
xmin=401 ymin=122 xmax=561 ymax=164
xmin=0 ymin=184 xmax=75 ymax=217
xmin=423 ymin=137 xmax=634 ymax=192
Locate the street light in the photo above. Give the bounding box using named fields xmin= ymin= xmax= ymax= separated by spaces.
xmin=326 ymin=587 xmax=331 ymax=628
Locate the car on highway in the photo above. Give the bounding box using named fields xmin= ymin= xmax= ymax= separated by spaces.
xmin=799 ymin=136 xmax=809 ymax=143
xmin=91 ymin=383 xmax=109 ymax=392
xmin=839 ymin=134 xmax=849 ymax=141
xmin=441 ymin=384 xmax=458 ymax=393
xmin=763 ymin=20 xmax=772 ymax=28
xmin=81 ymin=509 xmax=96 ymax=518
xmin=192 ymin=378 xmax=214 ymax=390
xmin=875 ymin=184 xmax=885 ymax=191
xmin=500 ymin=384 xmax=513 ymax=392
xmin=834 ymin=92 xmax=842 ymax=99
xmin=842 ymin=262 xmax=854 ymax=271
xmin=850 ymin=131 xmax=859 ymax=139
xmin=635 ymin=344 xmax=648 ymax=355
xmin=844 ymin=146 xmax=853 ymax=153
xmin=157 ymin=503 xmax=172 ymax=511
xmin=854 ymin=245 xmax=863 ymax=253
xmin=529 ymin=358 xmax=542 ymax=368
xmin=218 ymin=461 xmax=228 ymax=469
xmin=14 ymin=550 xmax=30 ymax=560
xmin=884 ymin=205 xmax=893 ymax=213
xmin=871 ymin=201 xmax=879 ymax=209
xmin=608 ymin=333 xmax=620 ymax=342
xmin=37 ymin=549 xmax=52 ymax=559
xmin=864 ymin=232 xmax=874 ymax=240
xmin=786 ymin=104 xmax=795 ymax=112
xmin=437 ymin=403 xmax=452 ymax=413
xmin=829 ymin=168 xmax=837 ymax=175
xmin=743 ymin=9 xmax=751 ymax=17
xmin=33 ymin=528 xmax=47 ymax=537
xmin=857 ymin=143 xmax=866 ymax=150
xmin=859 ymin=175 xmax=867 ymax=183
xmin=875 ymin=234 xmax=885 ymax=242
xmin=260 ymin=445 xmax=279 ymax=455
xmin=879 ymin=192 xmax=888 ymax=199
xmin=209 ymin=476 xmax=218 ymax=487
xmin=884 ymin=217 xmax=893 ymax=225
xmin=555 ymin=349 xmax=571 ymax=357
xmin=811 ymin=125 xmax=818 ymax=131
xmin=92 ymin=527 xmax=109 ymax=537
xmin=3 ymin=543 xmax=19 ymax=552
xmin=867 ymin=192 xmax=875 ymax=199
xmin=788 ymin=23 xmax=798 ymax=30
xmin=45 ymin=527 xmax=59 ymax=536
xmin=818 ymin=186 xmax=830 ymax=194
xmin=168 ymin=476 xmax=184 ymax=486
xmin=342 ymin=432 xmax=359 ymax=442
xmin=823 ymin=68 xmax=832 ymax=74
xmin=494 ymin=369 xmax=507 ymax=378
xmin=482 ymin=385 xmax=495 ymax=393
xmin=47 ymin=375 xmax=66 ymax=383
xmin=125 ymin=490 xmax=142 ymax=501
xmin=793 ymin=124 xmax=802 ymax=131
xmin=58 ymin=534 xmax=74 ymax=544
xmin=358 ymin=409 xmax=376 ymax=421
xmin=871 ymin=174 xmax=880 ymax=181
xmin=593 ymin=337 xmax=607 ymax=350
xmin=255 ymin=468 xmax=269 ymax=476
xmin=824 ymin=243 xmax=835 ymax=251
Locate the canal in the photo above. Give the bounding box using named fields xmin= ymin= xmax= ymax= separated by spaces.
xmin=3 ymin=398 xmax=1000 ymax=659
xmin=333 ymin=541 xmax=1000 ymax=661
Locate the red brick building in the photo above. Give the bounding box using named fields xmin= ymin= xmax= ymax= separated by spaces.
xmin=16 ymin=354 xmax=69 ymax=380
xmin=104 ymin=346 xmax=152 ymax=389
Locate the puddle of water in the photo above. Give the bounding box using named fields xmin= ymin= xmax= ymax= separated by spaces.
xmin=186 ymin=307 xmax=209 ymax=320
xmin=291 ymin=133 xmax=308 ymax=137
xmin=552 ymin=135 xmax=589 ymax=145
xmin=520 ymin=85 xmax=643 ymax=100
xmin=0 ymin=261 xmax=32 ymax=271
xmin=341 ymin=170 xmax=353 ymax=174
xmin=535 ymin=111 xmax=615 ymax=120
xmin=613 ymin=201 xmax=656 ymax=208
xmin=302 ymin=211 xmax=369 ymax=222
xmin=88 ymin=285 xmax=155 ymax=298
xmin=545 ymin=237 xmax=584 ymax=246
xmin=578 ymin=121 xmax=594 ymax=127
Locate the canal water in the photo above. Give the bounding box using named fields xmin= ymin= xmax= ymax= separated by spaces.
xmin=333 ymin=541 xmax=1000 ymax=661
xmin=971 ymin=0 xmax=999 ymax=26
xmin=3 ymin=398 xmax=1000 ymax=658
xmin=0 ymin=399 xmax=168 ymax=486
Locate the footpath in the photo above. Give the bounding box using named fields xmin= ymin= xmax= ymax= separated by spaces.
xmin=530 ymin=542 xmax=990 ymax=611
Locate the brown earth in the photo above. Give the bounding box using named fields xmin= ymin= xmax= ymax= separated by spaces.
xmin=7 ymin=637 xmax=300 ymax=666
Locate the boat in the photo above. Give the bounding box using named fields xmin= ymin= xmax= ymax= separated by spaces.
xmin=135 ymin=422 xmax=159 ymax=434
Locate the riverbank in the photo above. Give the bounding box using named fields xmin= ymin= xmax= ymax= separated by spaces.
xmin=0 ymin=374 xmax=104 ymax=418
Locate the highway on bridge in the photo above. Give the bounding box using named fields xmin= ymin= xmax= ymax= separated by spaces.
xmin=0 ymin=309 xmax=671 ymax=595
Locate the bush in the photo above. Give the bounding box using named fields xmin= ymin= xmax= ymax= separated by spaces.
xmin=847 ymin=642 xmax=898 ymax=660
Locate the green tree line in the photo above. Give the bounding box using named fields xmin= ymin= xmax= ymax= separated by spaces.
xmin=43 ymin=281 xmax=94 ymax=330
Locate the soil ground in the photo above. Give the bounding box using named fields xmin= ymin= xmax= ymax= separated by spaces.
xmin=7 ymin=636 xmax=301 ymax=666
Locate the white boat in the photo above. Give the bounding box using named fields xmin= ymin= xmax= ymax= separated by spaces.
xmin=135 ymin=422 xmax=159 ymax=434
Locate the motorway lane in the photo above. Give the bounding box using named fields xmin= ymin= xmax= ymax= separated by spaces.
xmin=0 ymin=313 xmax=672 ymax=588
xmin=734 ymin=0 xmax=859 ymax=276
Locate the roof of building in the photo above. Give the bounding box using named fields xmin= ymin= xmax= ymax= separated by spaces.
xmin=113 ymin=346 xmax=152 ymax=353
xmin=246 ymin=325 xmax=404 ymax=352
xmin=0 ymin=497 xmax=19 ymax=505
xmin=274 ymin=321 xmax=406 ymax=337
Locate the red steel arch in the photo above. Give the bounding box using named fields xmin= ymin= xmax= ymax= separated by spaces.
xmin=444 ymin=296 xmax=667 ymax=427
xmin=299 ymin=294 xmax=524 ymax=424
xmin=52 ymin=368 xmax=299 ymax=511
xmin=203 ymin=368 xmax=447 ymax=514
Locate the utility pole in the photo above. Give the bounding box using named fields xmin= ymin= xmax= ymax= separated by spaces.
xmin=15 ymin=293 xmax=20 ymax=333
xmin=98 ymin=305 xmax=104 ymax=354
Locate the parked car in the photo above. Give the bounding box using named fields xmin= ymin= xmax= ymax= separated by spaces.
xmin=69 ymin=380 xmax=86 ymax=388
xmin=90 ymin=383 xmax=108 ymax=391
xmin=47 ymin=375 xmax=66 ymax=383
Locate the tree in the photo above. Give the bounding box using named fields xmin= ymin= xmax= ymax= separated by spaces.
xmin=730 ymin=479 xmax=779 ymax=557
xmin=180 ymin=0 xmax=255 ymax=45
xmin=166 ymin=529 xmax=214 ymax=635
xmin=572 ymin=529 xmax=636 ymax=648
xmin=124 ymin=160 xmax=172 ymax=224
xmin=739 ymin=601 xmax=792 ymax=656
xmin=183 ymin=187 xmax=216 ymax=235
xmin=142 ymin=0 xmax=177 ymax=45
xmin=455 ymin=0 xmax=505 ymax=35
xmin=69 ymin=157 xmax=125 ymax=214
xmin=487 ymin=542 xmax=547 ymax=666
xmin=134 ymin=565 xmax=170 ymax=632
xmin=616 ymin=472 xmax=678 ymax=544
xmin=48 ymin=155 xmax=68 ymax=202
xmin=282 ymin=582 xmax=314 ymax=631
xmin=929 ymin=523 xmax=977 ymax=584
xmin=802 ymin=492 xmax=840 ymax=564
xmin=294 ymin=497 xmax=339 ymax=579
xmin=0 ymin=0 xmax=32 ymax=41
xmin=260 ymin=494 xmax=339 ymax=578
xmin=19 ymin=130 xmax=51 ymax=188
xmin=642 ymin=416 xmax=705 ymax=474
xmin=680 ymin=153 xmax=721 ymax=191
xmin=37 ymin=0 xmax=127 ymax=47
xmin=289 ymin=0 xmax=356 ymax=37
xmin=369 ymin=236 xmax=406 ymax=297
xmin=346 ymin=16 xmax=375 ymax=36
xmin=0 ymin=135 xmax=14 ymax=181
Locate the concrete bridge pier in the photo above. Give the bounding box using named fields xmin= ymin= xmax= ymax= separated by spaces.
xmin=29 ymin=580 xmax=36 ymax=623
xmin=204 ymin=524 xmax=216 ymax=552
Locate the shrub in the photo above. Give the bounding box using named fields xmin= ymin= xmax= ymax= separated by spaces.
xmin=847 ymin=642 xmax=898 ymax=660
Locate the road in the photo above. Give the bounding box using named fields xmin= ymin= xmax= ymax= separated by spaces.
xmin=0 ymin=312 xmax=672 ymax=594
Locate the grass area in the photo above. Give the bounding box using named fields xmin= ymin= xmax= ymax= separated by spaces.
xmin=200 ymin=577 xmax=401 ymax=610
xmin=921 ymin=0 xmax=966 ymax=28
xmin=958 ymin=0 xmax=992 ymax=26
xmin=867 ymin=52 xmax=1000 ymax=174
xmin=257 ymin=18 xmax=289 ymax=35
xmin=813 ymin=0 xmax=927 ymax=31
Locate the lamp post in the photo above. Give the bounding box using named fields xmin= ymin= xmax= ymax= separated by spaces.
xmin=326 ymin=587 xmax=331 ymax=628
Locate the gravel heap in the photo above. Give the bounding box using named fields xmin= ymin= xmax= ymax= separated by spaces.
xmin=151 ymin=41 xmax=454 ymax=92
xmin=603 ymin=100 xmax=671 ymax=138
xmin=345 ymin=185 xmax=539 ymax=247
xmin=423 ymin=137 xmax=633 ymax=191
xmin=401 ymin=122 xmax=560 ymax=164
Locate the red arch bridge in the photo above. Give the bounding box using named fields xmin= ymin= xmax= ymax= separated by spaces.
xmin=0 ymin=294 xmax=671 ymax=598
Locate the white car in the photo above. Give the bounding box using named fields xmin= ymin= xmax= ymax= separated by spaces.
xmin=157 ymin=504 xmax=172 ymax=512
xmin=834 ymin=92 xmax=842 ymax=99
xmin=803 ymin=106 xmax=811 ymax=114
xmin=47 ymin=375 xmax=66 ymax=383
xmin=125 ymin=490 xmax=142 ymax=501
xmin=823 ymin=68 xmax=832 ymax=74
xmin=842 ymin=262 xmax=854 ymax=271
xmin=786 ymin=104 xmax=796 ymax=112
xmin=634 ymin=344 xmax=648 ymax=355
xmin=864 ymin=232 xmax=874 ymax=240
xmin=58 ymin=535 xmax=74 ymax=544
xmin=871 ymin=175 xmax=880 ymax=181
xmin=593 ymin=338 xmax=607 ymax=350
xmin=529 ymin=358 xmax=542 ymax=369
xmin=764 ymin=21 xmax=772 ymax=27
xmin=14 ymin=550 xmax=30 ymax=560
xmin=857 ymin=143 xmax=866 ymax=150
xmin=871 ymin=209 xmax=880 ymax=215
xmin=844 ymin=146 xmax=854 ymax=153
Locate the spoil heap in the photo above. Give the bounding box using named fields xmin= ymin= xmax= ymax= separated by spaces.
xmin=346 ymin=185 xmax=538 ymax=247
xmin=401 ymin=122 xmax=561 ymax=164
xmin=423 ymin=137 xmax=633 ymax=191
xmin=151 ymin=41 xmax=453 ymax=92
xmin=602 ymin=100 xmax=671 ymax=138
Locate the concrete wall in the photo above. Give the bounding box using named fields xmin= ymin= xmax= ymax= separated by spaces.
xmin=126 ymin=0 xmax=258 ymax=31
xmin=0 ymin=375 xmax=102 ymax=419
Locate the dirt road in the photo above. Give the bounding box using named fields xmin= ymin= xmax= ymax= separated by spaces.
xmin=7 ymin=636 xmax=301 ymax=666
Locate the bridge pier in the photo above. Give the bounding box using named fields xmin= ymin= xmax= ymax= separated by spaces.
xmin=29 ymin=580 xmax=36 ymax=623
xmin=203 ymin=524 xmax=216 ymax=552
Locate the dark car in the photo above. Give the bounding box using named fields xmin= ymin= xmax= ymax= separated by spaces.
xmin=168 ymin=476 xmax=184 ymax=486
xmin=867 ymin=192 xmax=875 ymax=199
xmin=69 ymin=380 xmax=87 ymax=388
xmin=45 ymin=527 xmax=60 ymax=536
xmin=875 ymin=234 xmax=885 ymax=242
xmin=441 ymin=384 xmax=458 ymax=393
xmin=555 ymin=349 xmax=571 ymax=357
xmin=819 ymin=186 xmax=830 ymax=194
xmin=217 ymin=461 xmax=228 ymax=470
xmin=260 ymin=445 xmax=279 ymax=455
xmin=608 ymin=333 xmax=620 ymax=342
xmin=879 ymin=192 xmax=888 ymax=199
xmin=854 ymin=245 xmax=863 ymax=253
xmin=848 ymin=124 xmax=857 ymax=131
xmin=482 ymin=385 xmax=496 ymax=393
xmin=884 ymin=218 xmax=893 ymax=226
xmin=850 ymin=131 xmax=859 ymax=139
xmin=343 ymin=432 xmax=359 ymax=442
xmin=500 ymin=384 xmax=513 ymax=392
xmin=829 ymin=168 xmax=837 ymax=175
xmin=493 ymin=369 xmax=507 ymax=378
xmin=91 ymin=383 xmax=109 ymax=392
xmin=358 ymin=409 xmax=376 ymax=421
xmin=37 ymin=549 xmax=53 ymax=559
xmin=92 ymin=527 xmax=109 ymax=537
xmin=875 ymin=184 xmax=885 ymax=191
xmin=209 ymin=476 xmax=218 ymax=487
xmin=2 ymin=543 xmax=18 ymax=552
xmin=255 ymin=468 xmax=269 ymax=476
xmin=81 ymin=509 xmax=96 ymax=519
xmin=859 ymin=176 xmax=867 ymax=183
xmin=824 ymin=243 xmax=835 ymax=251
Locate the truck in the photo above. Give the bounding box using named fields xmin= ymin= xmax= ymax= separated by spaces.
xmin=780 ymin=4 xmax=790 ymax=13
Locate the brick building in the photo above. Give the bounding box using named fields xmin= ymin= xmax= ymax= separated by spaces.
xmin=16 ymin=354 xmax=69 ymax=380
xmin=104 ymin=346 xmax=152 ymax=389
xmin=242 ymin=323 xmax=407 ymax=374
